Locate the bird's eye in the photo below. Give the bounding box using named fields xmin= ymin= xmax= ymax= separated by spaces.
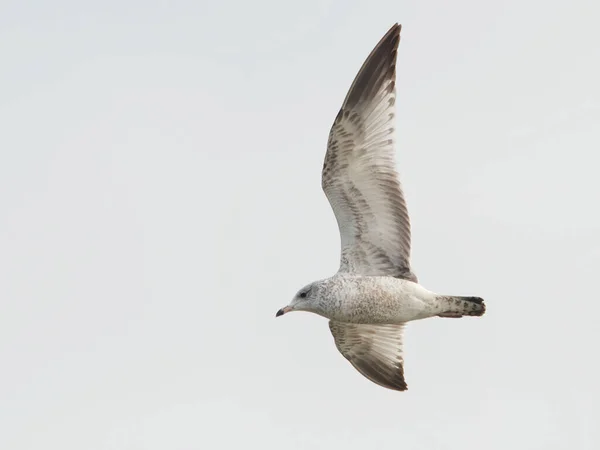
xmin=299 ymin=292 xmax=307 ymax=298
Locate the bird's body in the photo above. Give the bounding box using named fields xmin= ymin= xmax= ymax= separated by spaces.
xmin=304 ymin=275 xmax=440 ymax=324
xmin=276 ymin=23 xmax=486 ymax=391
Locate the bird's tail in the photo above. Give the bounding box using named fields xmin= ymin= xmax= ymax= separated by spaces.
xmin=437 ymin=296 xmax=486 ymax=318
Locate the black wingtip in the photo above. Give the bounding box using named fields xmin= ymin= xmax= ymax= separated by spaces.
xmin=341 ymin=23 xmax=402 ymax=110
xmin=388 ymin=23 xmax=402 ymax=37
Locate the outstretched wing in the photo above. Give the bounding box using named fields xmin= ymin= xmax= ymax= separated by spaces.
xmin=322 ymin=23 xmax=416 ymax=282
xmin=329 ymin=321 xmax=407 ymax=391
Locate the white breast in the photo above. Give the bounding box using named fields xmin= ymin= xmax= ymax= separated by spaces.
xmin=326 ymin=275 xmax=438 ymax=324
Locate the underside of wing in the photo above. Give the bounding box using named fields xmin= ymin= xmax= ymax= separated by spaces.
xmin=322 ymin=24 xmax=416 ymax=282
xmin=329 ymin=321 xmax=408 ymax=391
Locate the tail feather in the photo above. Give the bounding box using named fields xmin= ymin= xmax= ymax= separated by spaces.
xmin=437 ymin=296 xmax=486 ymax=318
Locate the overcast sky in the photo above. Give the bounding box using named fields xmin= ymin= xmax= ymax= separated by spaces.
xmin=1 ymin=0 xmax=599 ymax=449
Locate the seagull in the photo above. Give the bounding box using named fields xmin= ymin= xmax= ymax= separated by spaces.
xmin=276 ymin=24 xmax=485 ymax=391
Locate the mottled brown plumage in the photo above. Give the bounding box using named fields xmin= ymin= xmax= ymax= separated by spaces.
xmin=322 ymin=24 xmax=415 ymax=283
xmin=329 ymin=322 xmax=407 ymax=391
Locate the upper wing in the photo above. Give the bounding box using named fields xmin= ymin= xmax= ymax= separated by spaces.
xmin=322 ymin=23 xmax=416 ymax=282
xmin=329 ymin=321 xmax=407 ymax=391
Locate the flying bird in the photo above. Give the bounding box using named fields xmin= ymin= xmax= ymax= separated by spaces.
xmin=276 ymin=23 xmax=485 ymax=391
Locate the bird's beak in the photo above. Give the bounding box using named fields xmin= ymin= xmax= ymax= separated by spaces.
xmin=275 ymin=306 xmax=293 ymax=317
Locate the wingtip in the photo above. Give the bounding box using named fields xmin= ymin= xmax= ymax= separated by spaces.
xmin=386 ymin=23 xmax=402 ymax=42
xmin=382 ymin=23 xmax=402 ymax=47
xmin=340 ymin=22 xmax=403 ymax=110
xmin=390 ymin=23 xmax=402 ymax=34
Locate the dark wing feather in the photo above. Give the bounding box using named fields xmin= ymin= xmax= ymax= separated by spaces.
xmin=329 ymin=321 xmax=408 ymax=391
xmin=322 ymin=24 xmax=416 ymax=281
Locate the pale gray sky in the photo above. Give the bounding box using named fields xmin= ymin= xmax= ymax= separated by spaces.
xmin=1 ymin=0 xmax=599 ymax=449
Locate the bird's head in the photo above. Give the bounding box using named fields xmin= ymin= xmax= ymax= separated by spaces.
xmin=276 ymin=282 xmax=319 ymax=317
